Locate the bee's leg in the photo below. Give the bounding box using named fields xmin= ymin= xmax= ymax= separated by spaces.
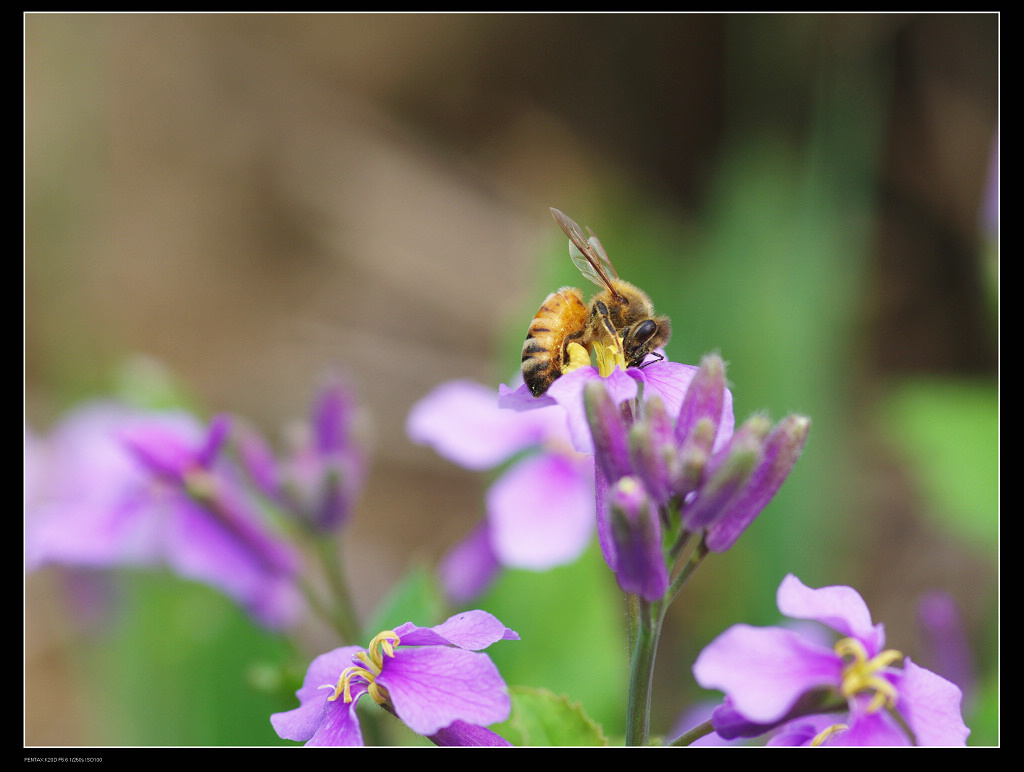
xmin=593 ymin=300 xmax=625 ymax=359
xmin=638 ymin=350 xmax=664 ymax=369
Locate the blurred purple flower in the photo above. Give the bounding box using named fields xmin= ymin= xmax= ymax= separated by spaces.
xmin=26 ymin=402 xmax=302 ymax=629
xmin=407 ymin=379 xmax=595 ymax=600
xmin=917 ymin=591 xmax=976 ymax=711
xmin=693 ymin=574 xmax=970 ymax=746
xmin=271 ymin=610 xmax=518 ymax=746
xmin=237 ymin=377 xmax=366 ymax=532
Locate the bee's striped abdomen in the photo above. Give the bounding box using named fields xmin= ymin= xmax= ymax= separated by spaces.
xmin=521 ymin=287 xmax=588 ymax=397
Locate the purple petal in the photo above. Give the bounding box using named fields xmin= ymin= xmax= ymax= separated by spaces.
xmin=766 ymin=713 xmax=843 ymax=746
xmin=195 ymin=414 xmax=232 ymax=468
xmin=379 ymin=647 xmax=511 ymax=736
xmin=775 ymin=574 xmax=885 ymax=655
xmin=709 ymin=698 xmax=782 ymax=740
xmin=693 ymin=623 xmax=842 ymax=724
xmin=232 ymin=420 xmax=281 ymax=499
xmin=271 ymin=646 xmax=365 ymax=745
xmin=164 ymin=494 xmax=303 ymax=629
xmin=117 ymin=414 xmax=207 ymax=480
xmin=303 ymin=697 xmax=365 ymax=746
xmin=407 ymin=380 xmax=561 ymax=470
xmin=823 ymin=696 xmax=909 ymax=746
xmin=896 ymin=659 xmax=970 ymax=746
xmin=631 ymin=359 xmax=696 ymax=423
xmin=636 ymin=359 xmax=735 ymax=453
xmin=497 ymin=380 xmax=556 ymax=411
xmin=547 ymin=367 xmax=637 ymax=454
xmin=26 ymin=405 xmax=193 ymax=570
xmin=394 ymin=609 xmax=519 ymax=649
xmin=428 ymin=719 xmax=513 ymax=746
xmin=486 ymin=452 xmax=595 ymax=570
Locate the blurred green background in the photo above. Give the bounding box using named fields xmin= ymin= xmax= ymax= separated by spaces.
xmin=25 ymin=14 xmax=997 ymax=746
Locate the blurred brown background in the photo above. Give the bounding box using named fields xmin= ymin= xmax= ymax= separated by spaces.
xmin=25 ymin=13 xmax=997 ymax=745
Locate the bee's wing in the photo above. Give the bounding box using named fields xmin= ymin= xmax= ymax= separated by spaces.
xmin=569 ymin=242 xmax=611 ymax=289
xmin=550 ymin=207 xmax=621 ymax=294
xmin=586 ymin=228 xmax=619 ymax=280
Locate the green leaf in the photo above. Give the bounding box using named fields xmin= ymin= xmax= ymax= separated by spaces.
xmin=495 ymin=687 xmax=609 ymax=746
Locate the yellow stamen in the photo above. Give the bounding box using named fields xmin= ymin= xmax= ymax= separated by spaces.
xmin=592 ymin=339 xmax=627 ymax=378
xmin=834 ymin=637 xmax=903 ymax=713
xmin=562 ymin=341 xmax=592 ymax=375
xmin=325 ymin=630 xmax=400 ymax=705
xmin=810 ymin=723 xmax=849 ymax=746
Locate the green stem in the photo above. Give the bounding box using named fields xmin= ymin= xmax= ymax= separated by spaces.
xmin=313 ymin=535 xmax=361 ymax=643
xmin=667 ymin=537 xmax=709 ymax=606
xmin=625 ymin=596 xmax=662 ymax=746
xmin=669 ymin=718 xmax=715 ymax=746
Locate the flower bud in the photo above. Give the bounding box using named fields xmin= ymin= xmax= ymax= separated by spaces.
xmin=628 ymin=396 xmax=676 ymax=505
xmin=671 ymin=416 xmax=716 ymax=500
xmin=675 ymin=353 xmax=727 ymax=448
xmin=704 ymin=415 xmax=810 ymax=553
xmin=681 ymin=415 xmax=769 ymax=532
xmin=584 ymin=379 xmax=632 ymax=484
xmin=607 ymin=476 xmax=669 ymax=601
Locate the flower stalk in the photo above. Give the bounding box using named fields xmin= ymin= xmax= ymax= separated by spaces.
xmin=625 ymin=595 xmax=660 ymax=746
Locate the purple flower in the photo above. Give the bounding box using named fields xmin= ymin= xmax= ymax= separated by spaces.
xmin=500 ymin=352 xmax=711 ymax=456
xmin=271 ymin=610 xmax=519 ymax=746
xmin=26 ymin=402 xmax=302 ymax=629
xmin=917 ymin=591 xmax=976 ymax=710
xmin=586 ymin=353 xmax=808 ymax=559
xmin=692 ymin=574 xmax=970 ymax=746
xmin=237 ymin=377 xmax=366 ymax=532
xmin=407 ymin=380 xmax=595 ymax=599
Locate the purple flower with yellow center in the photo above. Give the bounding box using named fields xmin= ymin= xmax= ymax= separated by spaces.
xmin=271 ymin=610 xmax=519 ymax=746
xmin=26 ymin=402 xmax=302 ymax=629
xmin=407 ymin=379 xmax=596 ymax=601
xmin=692 ymin=574 xmax=970 ymax=746
xmin=500 ymin=345 xmax=707 ymax=456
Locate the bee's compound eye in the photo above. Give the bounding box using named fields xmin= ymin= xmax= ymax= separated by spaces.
xmin=633 ymin=319 xmax=658 ymax=344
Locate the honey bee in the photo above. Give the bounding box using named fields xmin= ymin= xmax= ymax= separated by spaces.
xmin=521 ymin=208 xmax=672 ymax=397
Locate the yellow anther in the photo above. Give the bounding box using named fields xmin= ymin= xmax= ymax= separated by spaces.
xmin=324 ymin=630 xmax=401 ymax=706
xmin=366 ymin=630 xmax=400 ymax=668
xmin=592 ymin=340 xmax=626 ymax=378
xmin=562 ymin=342 xmax=592 ymax=375
xmin=834 ymin=637 xmax=903 ymax=713
xmin=810 ymin=723 xmax=849 ymax=746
